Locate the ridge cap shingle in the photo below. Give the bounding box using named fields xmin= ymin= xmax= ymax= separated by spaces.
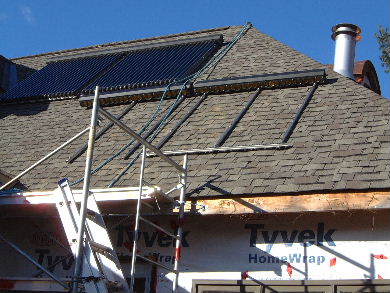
xmin=10 ymin=26 xmax=232 ymax=61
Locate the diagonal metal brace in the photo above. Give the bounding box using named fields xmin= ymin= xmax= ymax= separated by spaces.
xmin=98 ymin=107 xmax=185 ymax=174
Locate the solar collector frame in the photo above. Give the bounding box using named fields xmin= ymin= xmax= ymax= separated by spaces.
xmin=83 ymin=40 xmax=220 ymax=93
xmin=0 ymin=53 xmax=122 ymax=100
xmin=0 ymin=34 xmax=223 ymax=102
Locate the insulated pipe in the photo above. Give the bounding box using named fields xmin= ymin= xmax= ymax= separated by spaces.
xmin=332 ymin=23 xmax=361 ymax=79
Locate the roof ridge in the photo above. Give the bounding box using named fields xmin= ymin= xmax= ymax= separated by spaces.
xmin=11 ymin=26 xmax=232 ymax=61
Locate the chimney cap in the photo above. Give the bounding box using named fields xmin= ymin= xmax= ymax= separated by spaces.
xmin=331 ymin=23 xmax=361 ymax=41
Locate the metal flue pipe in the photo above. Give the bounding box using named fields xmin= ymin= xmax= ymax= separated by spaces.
xmin=332 ymin=23 xmax=361 ymax=79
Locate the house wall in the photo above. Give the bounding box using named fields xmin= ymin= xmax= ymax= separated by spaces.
xmin=0 ymin=210 xmax=388 ymax=292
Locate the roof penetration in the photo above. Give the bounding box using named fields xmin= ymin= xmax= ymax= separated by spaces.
xmin=0 ymin=35 xmax=222 ymax=102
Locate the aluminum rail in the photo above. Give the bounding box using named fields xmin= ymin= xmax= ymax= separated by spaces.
xmin=72 ymin=86 xmax=100 ymax=293
xmin=281 ymin=82 xmax=318 ymax=143
xmin=0 ymin=232 xmax=69 ymax=290
xmin=173 ymin=154 xmax=188 ymax=292
xmin=123 ymin=96 xmax=185 ymax=160
xmin=130 ymin=146 xmax=147 ymax=292
xmin=98 ymin=107 xmax=185 ymax=173
xmin=141 ymin=200 xmax=155 ymax=209
xmin=139 ymin=216 xmax=179 ymax=240
xmin=156 ymin=94 xmax=207 ymax=150
xmin=67 ymin=102 xmax=136 ymax=164
xmin=0 ymin=127 xmax=90 ymax=191
xmin=147 ymin=143 xmax=291 ymax=157
xmin=214 ymin=88 xmax=261 ymax=147
xmin=136 ymin=253 xmax=178 ymax=273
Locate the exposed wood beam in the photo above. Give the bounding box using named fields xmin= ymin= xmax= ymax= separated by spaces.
xmin=182 ymin=191 xmax=390 ymax=215
xmin=1 ymin=189 xmax=388 ymax=216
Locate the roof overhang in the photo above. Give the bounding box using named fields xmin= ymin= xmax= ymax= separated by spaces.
xmin=0 ymin=186 xmax=161 ymax=205
xmin=1 ymin=188 xmax=388 ymax=217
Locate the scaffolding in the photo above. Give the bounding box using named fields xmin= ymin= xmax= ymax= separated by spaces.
xmin=0 ymin=80 xmax=318 ymax=292
xmin=0 ymin=21 xmax=326 ymax=292
xmin=68 ymin=87 xmax=188 ymax=292
xmin=0 ymin=86 xmax=189 ymax=293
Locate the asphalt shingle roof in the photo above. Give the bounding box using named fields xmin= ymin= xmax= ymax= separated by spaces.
xmin=1 ymin=25 xmax=389 ymax=197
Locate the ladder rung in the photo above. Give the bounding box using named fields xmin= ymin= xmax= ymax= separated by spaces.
xmin=165 ymin=184 xmax=183 ymax=196
xmin=139 ymin=216 xmax=179 ymax=240
xmin=156 ymin=187 xmax=179 ymax=203
xmin=90 ymin=241 xmax=112 ymax=254
xmin=141 ymin=200 xmax=154 ymax=209
xmin=105 ymin=280 xmax=124 ymax=291
xmin=136 ymin=254 xmax=178 ymax=273
xmin=86 ymin=208 xmax=97 ymax=216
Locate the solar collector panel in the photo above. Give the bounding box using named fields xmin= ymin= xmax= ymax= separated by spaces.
xmin=132 ymin=44 xmax=190 ymax=84
xmin=1 ymin=36 xmax=222 ymax=101
xmin=1 ymin=54 xmax=122 ymax=100
xmin=154 ymin=42 xmax=208 ymax=81
xmin=171 ymin=41 xmax=217 ymax=78
xmin=86 ymin=45 xmax=176 ymax=89
xmin=138 ymin=45 xmax=186 ymax=83
xmin=85 ymin=40 xmax=219 ymax=92
xmin=143 ymin=41 xmax=217 ymax=80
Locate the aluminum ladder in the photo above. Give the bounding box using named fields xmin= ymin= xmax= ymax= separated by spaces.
xmin=55 ymin=178 xmax=130 ymax=293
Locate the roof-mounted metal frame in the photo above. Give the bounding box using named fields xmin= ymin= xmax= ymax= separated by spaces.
xmin=214 ymin=88 xmax=261 ymax=147
xmin=147 ymin=143 xmax=291 ymax=157
xmin=123 ymin=96 xmax=186 ymax=160
xmin=48 ymin=34 xmax=224 ymax=63
xmin=79 ymin=69 xmax=326 ymax=107
xmin=281 ymin=82 xmax=319 ymax=143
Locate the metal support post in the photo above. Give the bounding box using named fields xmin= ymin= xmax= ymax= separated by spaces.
xmin=172 ymin=154 xmax=188 ymax=293
xmin=72 ymin=86 xmax=100 ymax=293
xmin=281 ymin=82 xmax=318 ymax=143
xmin=130 ymin=145 xmax=147 ymax=292
xmin=214 ymin=88 xmax=261 ymax=147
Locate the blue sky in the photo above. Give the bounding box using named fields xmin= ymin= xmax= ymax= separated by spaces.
xmin=1 ymin=0 xmax=389 ymax=98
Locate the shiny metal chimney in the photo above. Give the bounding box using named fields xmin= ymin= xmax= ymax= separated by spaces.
xmin=331 ymin=23 xmax=361 ymax=79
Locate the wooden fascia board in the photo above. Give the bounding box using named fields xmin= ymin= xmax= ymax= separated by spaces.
xmin=184 ymin=191 xmax=390 ymax=215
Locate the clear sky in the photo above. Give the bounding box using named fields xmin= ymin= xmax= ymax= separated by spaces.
xmin=1 ymin=0 xmax=389 ymax=98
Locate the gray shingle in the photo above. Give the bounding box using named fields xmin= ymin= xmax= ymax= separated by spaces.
xmin=0 ymin=25 xmax=389 ymax=198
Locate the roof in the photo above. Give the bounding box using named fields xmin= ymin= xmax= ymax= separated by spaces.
xmin=0 ymin=25 xmax=389 ymax=197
